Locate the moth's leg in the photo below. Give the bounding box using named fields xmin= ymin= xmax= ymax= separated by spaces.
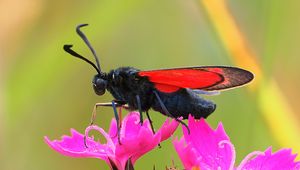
xmin=85 ymin=101 xmax=126 ymax=147
xmin=118 ymin=107 xmax=123 ymax=128
xmin=146 ymin=111 xmax=155 ymax=134
xmin=135 ymin=95 xmax=158 ymax=145
xmin=89 ymin=101 xmax=126 ymax=126
xmin=153 ymin=90 xmax=190 ymax=134
xmin=146 ymin=110 xmax=161 ymax=148
xmin=136 ymin=95 xmax=143 ymax=125
xmin=111 ymin=100 xmax=122 ymax=144
xmin=135 ymin=95 xmax=159 ymax=147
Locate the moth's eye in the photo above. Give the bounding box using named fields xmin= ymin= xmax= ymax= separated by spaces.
xmin=92 ymin=76 xmax=106 ymax=96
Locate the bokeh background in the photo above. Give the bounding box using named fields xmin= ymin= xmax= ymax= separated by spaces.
xmin=2 ymin=0 xmax=300 ymax=169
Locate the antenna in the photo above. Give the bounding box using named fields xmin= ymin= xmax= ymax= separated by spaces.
xmin=63 ymin=45 xmax=101 ymax=75
xmin=76 ymin=24 xmax=101 ymax=72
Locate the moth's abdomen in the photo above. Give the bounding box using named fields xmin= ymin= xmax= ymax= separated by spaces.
xmin=151 ymin=89 xmax=216 ymax=119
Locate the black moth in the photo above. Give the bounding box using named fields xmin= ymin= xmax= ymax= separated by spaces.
xmin=64 ymin=24 xmax=254 ymax=141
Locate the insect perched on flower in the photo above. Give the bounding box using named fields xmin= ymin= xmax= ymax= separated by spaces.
xmin=64 ymin=24 xmax=254 ymax=138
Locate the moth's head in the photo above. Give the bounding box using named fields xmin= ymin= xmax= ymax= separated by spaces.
xmin=63 ymin=24 xmax=107 ymax=96
xmin=92 ymin=74 xmax=107 ymax=96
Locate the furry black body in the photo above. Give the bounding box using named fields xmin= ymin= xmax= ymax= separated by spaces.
xmin=102 ymin=67 xmax=216 ymax=119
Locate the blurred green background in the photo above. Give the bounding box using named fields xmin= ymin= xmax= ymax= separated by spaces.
xmin=2 ymin=0 xmax=300 ymax=169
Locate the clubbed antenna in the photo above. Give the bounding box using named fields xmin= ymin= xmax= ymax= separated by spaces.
xmin=76 ymin=24 xmax=101 ymax=72
xmin=63 ymin=45 xmax=101 ymax=75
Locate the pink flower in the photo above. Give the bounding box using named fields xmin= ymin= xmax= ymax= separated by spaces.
xmin=173 ymin=116 xmax=300 ymax=170
xmin=45 ymin=112 xmax=179 ymax=170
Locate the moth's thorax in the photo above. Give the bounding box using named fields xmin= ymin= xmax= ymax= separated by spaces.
xmin=106 ymin=67 xmax=140 ymax=100
xmin=107 ymin=67 xmax=140 ymax=86
xmin=106 ymin=67 xmax=155 ymax=110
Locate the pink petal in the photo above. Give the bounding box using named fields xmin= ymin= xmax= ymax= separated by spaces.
xmin=173 ymin=137 xmax=202 ymax=168
xmin=108 ymin=112 xmax=152 ymax=144
xmin=117 ymin=126 xmax=161 ymax=163
xmin=114 ymin=112 xmax=161 ymax=167
xmin=44 ymin=129 xmax=112 ymax=161
xmin=121 ymin=112 xmax=151 ymax=139
xmin=113 ymin=112 xmax=179 ymax=168
xmin=237 ymin=147 xmax=300 ymax=170
xmin=175 ymin=116 xmax=235 ymax=170
xmin=108 ymin=117 xmax=118 ymax=143
xmin=159 ymin=118 xmax=180 ymax=141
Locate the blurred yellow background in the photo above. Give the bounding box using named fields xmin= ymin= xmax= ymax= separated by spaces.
xmin=1 ymin=0 xmax=300 ymax=169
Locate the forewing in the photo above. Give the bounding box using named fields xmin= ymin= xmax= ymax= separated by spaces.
xmin=138 ymin=66 xmax=253 ymax=93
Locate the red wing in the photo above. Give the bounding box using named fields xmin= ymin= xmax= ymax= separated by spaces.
xmin=138 ymin=66 xmax=254 ymax=93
